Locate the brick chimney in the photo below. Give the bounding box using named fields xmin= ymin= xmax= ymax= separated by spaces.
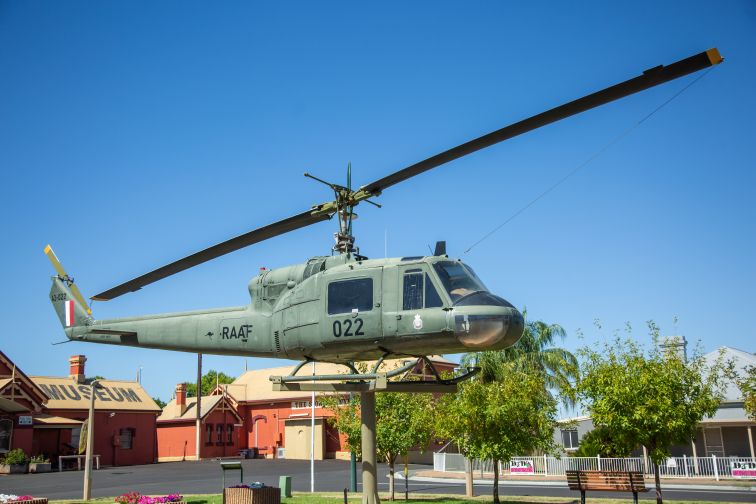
xmin=176 ymin=383 xmax=187 ymax=415
xmin=69 ymin=355 xmax=87 ymax=384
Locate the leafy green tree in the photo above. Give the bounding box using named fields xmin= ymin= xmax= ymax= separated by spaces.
xmin=462 ymin=311 xmax=577 ymax=403
xmin=738 ymin=365 xmax=756 ymax=421
xmin=186 ymin=369 xmax=235 ymax=397
xmin=152 ymin=397 xmax=167 ymax=409
xmin=438 ymin=366 xmax=558 ymax=504
xmin=578 ymin=330 xmax=728 ymax=504
xmin=376 ymin=392 xmax=434 ymax=501
xmin=322 ymin=391 xmax=434 ymax=501
xmin=573 ymin=426 xmax=632 ymax=457
xmin=321 ymin=394 xmax=361 ymax=458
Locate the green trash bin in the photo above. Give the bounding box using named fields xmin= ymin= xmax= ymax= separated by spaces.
xmin=278 ymin=475 xmax=292 ymax=498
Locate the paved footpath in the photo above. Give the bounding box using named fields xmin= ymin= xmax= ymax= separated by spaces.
xmin=1 ymin=459 xmax=754 ymax=502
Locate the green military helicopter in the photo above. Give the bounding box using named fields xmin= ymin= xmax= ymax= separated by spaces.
xmin=46 ymin=49 xmax=722 ymax=372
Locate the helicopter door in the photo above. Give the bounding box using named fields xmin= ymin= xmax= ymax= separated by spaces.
xmin=395 ymin=265 xmax=446 ymax=338
xmin=322 ymin=268 xmax=383 ymax=345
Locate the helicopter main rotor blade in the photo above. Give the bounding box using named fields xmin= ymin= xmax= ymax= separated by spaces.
xmin=91 ymin=210 xmax=331 ymax=301
xmin=361 ymin=48 xmax=722 ymax=195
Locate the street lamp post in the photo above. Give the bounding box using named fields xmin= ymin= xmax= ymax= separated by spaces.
xmin=83 ymin=379 xmax=101 ymax=501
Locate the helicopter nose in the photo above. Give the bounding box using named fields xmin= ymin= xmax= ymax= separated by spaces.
xmin=454 ymin=306 xmax=524 ymax=350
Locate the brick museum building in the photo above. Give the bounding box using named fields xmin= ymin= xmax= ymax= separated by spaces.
xmin=157 ymin=356 xmax=455 ymax=461
xmin=1 ymin=351 xmax=161 ymax=467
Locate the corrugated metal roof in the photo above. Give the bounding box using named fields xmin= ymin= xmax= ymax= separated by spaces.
xmin=158 ymin=394 xmax=242 ymax=423
xmin=228 ymin=356 xmax=456 ymax=403
xmin=33 ymin=414 xmax=83 ymax=426
xmin=158 ymin=394 xmax=221 ymax=421
xmin=704 ymin=347 xmax=755 ymax=402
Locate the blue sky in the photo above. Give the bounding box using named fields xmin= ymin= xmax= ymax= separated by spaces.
xmin=1 ymin=1 xmax=754 ymax=405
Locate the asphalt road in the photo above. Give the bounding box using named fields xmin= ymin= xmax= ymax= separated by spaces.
xmin=1 ymin=459 xmax=754 ymax=502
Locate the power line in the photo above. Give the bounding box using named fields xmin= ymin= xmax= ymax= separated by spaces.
xmin=463 ymin=68 xmax=713 ymax=254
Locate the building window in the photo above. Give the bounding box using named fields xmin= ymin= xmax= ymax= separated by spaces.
xmin=327 ymin=278 xmax=373 ymax=315
xmin=70 ymin=427 xmax=81 ymax=453
xmin=119 ymin=428 xmax=134 ymax=450
xmin=216 ymin=424 xmax=223 ymax=444
xmin=226 ymin=424 xmax=234 ymax=444
xmin=561 ymin=429 xmax=579 ymax=450
xmin=206 ymin=423 xmax=213 ymax=444
xmin=0 ymin=419 xmax=12 ymax=453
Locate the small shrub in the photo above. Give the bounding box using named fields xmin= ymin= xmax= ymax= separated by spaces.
xmin=29 ymin=454 xmax=50 ymax=463
xmin=115 ymin=493 xmax=183 ymax=504
xmin=115 ymin=492 xmax=141 ymax=504
xmin=1 ymin=449 xmax=28 ymax=465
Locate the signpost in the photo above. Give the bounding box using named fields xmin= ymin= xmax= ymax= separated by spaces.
xmin=196 ymin=353 xmax=202 ymax=462
xmin=82 ymin=380 xmax=101 ymax=501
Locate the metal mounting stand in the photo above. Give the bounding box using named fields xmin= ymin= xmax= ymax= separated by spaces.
xmin=270 ymin=358 xmax=478 ymax=504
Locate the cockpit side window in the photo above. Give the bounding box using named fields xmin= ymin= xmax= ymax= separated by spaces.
xmin=432 ymin=261 xmax=488 ymax=302
xmin=402 ymin=269 xmax=445 ymax=310
xmin=425 ymin=273 xmax=443 ymax=308
xmin=402 ymin=271 xmax=423 ymax=310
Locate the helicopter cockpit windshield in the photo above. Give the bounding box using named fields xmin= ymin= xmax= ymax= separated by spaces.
xmin=432 ymin=260 xmax=514 ymax=308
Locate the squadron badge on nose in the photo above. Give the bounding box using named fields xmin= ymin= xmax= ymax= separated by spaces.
xmin=413 ymin=314 xmax=423 ymax=330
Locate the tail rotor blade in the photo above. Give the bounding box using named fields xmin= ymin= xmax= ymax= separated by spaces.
xmin=44 ymin=245 xmax=92 ymax=315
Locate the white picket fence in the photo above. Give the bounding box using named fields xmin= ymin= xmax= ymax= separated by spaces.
xmin=433 ymin=453 xmax=756 ymax=481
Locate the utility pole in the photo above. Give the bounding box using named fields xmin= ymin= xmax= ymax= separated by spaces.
xmin=310 ymin=361 xmax=316 ymax=493
xmin=83 ymin=379 xmax=101 ymax=501
xmin=196 ymin=353 xmax=202 ymax=461
xmin=349 ymin=393 xmax=357 ymax=492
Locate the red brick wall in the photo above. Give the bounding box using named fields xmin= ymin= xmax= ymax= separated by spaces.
xmin=45 ymin=409 xmax=157 ymax=466
xmin=11 ymin=421 xmax=34 ymax=455
xmin=199 ymin=408 xmax=241 ymax=459
xmin=156 ymin=422 xmax=196 ymax=460
xmin=241 ymin=401 xmax=339 ymax=457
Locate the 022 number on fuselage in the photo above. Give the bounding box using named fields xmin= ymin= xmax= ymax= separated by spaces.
xmin=332 ymin=318 xmax=365 ymax=338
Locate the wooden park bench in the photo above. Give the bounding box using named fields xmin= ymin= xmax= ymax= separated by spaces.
xmin=566 ymin=470 xmax=648 ymax=504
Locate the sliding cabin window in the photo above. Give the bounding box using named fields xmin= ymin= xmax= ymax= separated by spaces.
xmin=327 ymin=278 xmax=373 ymax=315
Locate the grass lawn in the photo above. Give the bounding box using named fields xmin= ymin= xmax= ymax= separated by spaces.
xmin=48 ymin=493 xmax=747 ymax=504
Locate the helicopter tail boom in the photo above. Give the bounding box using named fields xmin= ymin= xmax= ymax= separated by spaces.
xmin=49 ymin=275 xmax=92 ymax=331
xmin=44 ymin=245 xmax=93 ymax=333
